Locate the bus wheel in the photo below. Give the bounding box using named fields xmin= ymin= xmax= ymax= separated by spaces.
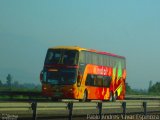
xmin=79 ymin=90 xmax=87 ymax=102
xmin=109 ymin=92 xmax=113 ymax=102
xmin=113 ymin=92 xmax=117 ymax=102
xmin=109 ymin=92 xmax=117 ymax=102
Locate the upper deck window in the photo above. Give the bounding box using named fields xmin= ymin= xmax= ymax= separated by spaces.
xmin=45 ymin=49 xmax=79 ymax=65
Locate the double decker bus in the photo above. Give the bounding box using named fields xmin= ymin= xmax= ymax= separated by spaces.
xmin=40 ymin=46 xmax=126 ymax=102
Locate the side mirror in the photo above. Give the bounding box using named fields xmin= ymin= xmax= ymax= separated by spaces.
xmin=77 ymin=81 xmax=81 ymax=87
xmin=40 ymin=70 xmax=43 ymax=82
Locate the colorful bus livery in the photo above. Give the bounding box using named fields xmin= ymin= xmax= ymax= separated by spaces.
xmin=40 ymin=46 xmax=126 ymax=102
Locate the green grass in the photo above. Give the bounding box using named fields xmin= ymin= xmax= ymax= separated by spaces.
xmin=0 ymin=86 xmax=41 ymax=92
xmin=0 ymin=86 xmax=43 ymax=100
xmin=126 ymin=90 xmax=160 ymax=96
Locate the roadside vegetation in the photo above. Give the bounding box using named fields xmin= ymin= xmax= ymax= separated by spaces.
xmin=126 ymin=82 xmax=160 ymax=96
xmin=0 ymin=74 xmax=41 ymax=92
xmin=0 ymin=74 xmax=42 ymax=100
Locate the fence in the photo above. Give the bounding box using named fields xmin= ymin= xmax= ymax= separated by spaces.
xmin=0 ymin=100 xmax=160 ymax=120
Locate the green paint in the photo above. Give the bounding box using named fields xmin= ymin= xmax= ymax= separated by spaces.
xmin=118 ymin=61 xmax=122 ymax=79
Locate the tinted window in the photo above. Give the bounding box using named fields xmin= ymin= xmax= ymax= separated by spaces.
xmin=63 ymin=50 xmax=78 ymax=65
xmin=103 ymin=76 xmax=111 ymax=87
xmin=45 ymin=49 xmax=62 ymax=64
xmin=85 ymin=74 xmax=111 ymax=87
xmin=79 ymin=51 xmax=86 ymax=63
xmin=85 ymin=74 xmax=95 ymax=86
xmin=85 ymin=52 xmax=93 ymax=64
xmin=45 ymin=49 xmax=78 ymax=65
xmin=46 ymin=69 xmax=77 ymax=85
xmin=96 ymin=75 xmax=103 ymax=86
xmin=92 ymin=52 xmax=97 ymax=64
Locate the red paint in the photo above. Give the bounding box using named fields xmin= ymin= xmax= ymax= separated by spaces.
xmin=97 ymin=51 xmax=125 ymax=59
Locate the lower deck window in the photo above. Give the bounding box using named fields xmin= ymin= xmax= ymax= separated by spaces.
xmin=85 ymin=74 xmax=111 ymax=87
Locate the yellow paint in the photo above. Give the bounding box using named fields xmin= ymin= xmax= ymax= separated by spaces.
xmin=115 ymin=84 xmax=123 ymax=96
xmin=104 ymin=88 xmax=109 ymax=99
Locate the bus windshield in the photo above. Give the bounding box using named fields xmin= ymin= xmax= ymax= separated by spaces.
xmin=43 ymin=68 xmax=77 ymax=85
xmin=45 ymin=49 xmax=79 ymax=65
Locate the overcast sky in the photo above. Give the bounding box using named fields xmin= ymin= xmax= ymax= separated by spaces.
xmin=0 ymin=0 xmax=160 ymax=89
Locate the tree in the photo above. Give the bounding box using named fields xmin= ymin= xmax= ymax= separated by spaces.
xmin=6 ymin=74 xmax=12 ymax=87
xmin=148 ymin=82 xmax=160 ymax=94
xmin=0 ymin=80 xmax=3 ymax=86
xmin=148 ymin=80 xmax=152 ymax=91
xmin=126 ymin=82 xmax=132 ymax=93
xmin=13 ymin=80 xmax=19 ymax=87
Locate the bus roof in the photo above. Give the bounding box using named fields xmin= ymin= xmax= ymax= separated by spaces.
xmin=49 ymin=46 xmax=125 ymax=59
xmin=49 ymin=46 xmax=87 ymax=51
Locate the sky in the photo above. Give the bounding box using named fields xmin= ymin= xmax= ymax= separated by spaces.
xmin=0 ymin=0 xmax=160 ymax=89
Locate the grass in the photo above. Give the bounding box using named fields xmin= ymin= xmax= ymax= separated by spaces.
xmin=0 ymin=86 xmax=41 ymax=92
xmin=126 ymin=90 xmax=160 ymax=96
xmin=0 ymin=86 xmax=44 ymax=100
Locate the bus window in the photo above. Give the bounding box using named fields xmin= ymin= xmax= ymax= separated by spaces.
xmin=92 ymin=53 xmax=97 ymax=65
xmin=85 ymin=74 xmax=94 ymax=86
xmin=86 ymin=52 xmax=91 ymax=64
xmin=79 ymin=51 xmax=86 ymax=74
xmin=45 ymin=49 xmax=62 ymax=64
xmin=96 ymin=75 xmax=103 ymax=86
xmin=103 ymin=55 xmax=107 ymax=66
xmin=111 ymin=57 xmax=116 ymax=67
xmin=45 ymin=49 xmax=78 ymax=65
xmin=85 ymin=52 xmax=89 ymax=63
xmin=106 ymin=55 xmax=110 ymax=66
xmin=90 ymin=52 xmax=95 ymax=64
xmin=47 ymin=69 xmax=77 ymax=85
xmin=103 ymin=76 xmax=111 ymax=87
xmin=63 ymin=50 xmax=79 ymax=65
xmin=79 ymin=51 xmax=86 ymax=64
xmin=98 ymin=55 xmax=103 ymax=66
xmin=109 ymin=57 xmax=112 ymax=67
xmin=108 ymin=56 xmax=111 ymax=67
xmin=115 ymin=57 xmax=118 ymax=68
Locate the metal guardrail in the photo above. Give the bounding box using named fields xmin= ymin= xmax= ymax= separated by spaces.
xmin=0 ymin=101 xmax=160 ymax=120
xmin=0 ymin=91 xmax=160 ymax=119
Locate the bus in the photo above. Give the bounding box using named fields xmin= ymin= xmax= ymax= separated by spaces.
xmin=40 ymin=46 xmax=126 ymax=102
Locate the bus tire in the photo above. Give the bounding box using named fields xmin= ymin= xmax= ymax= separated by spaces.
xmin=112 ymin=92 xmax=117 ymax=102
xmin=109 ymin=92 xmax=117 ymax=102
xmin=109 ymin=92 xmax=113 ymax=102
xmin=79 ymin=90 xmax=87 ymax=102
